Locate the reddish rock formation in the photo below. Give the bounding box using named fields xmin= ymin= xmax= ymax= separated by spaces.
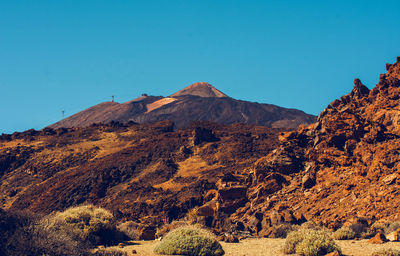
xmin=2 ymin=57 xmax=400 ymax=238
xmin=231 ymin=56 xmax=400 ymax=235
xmin=368 ymin=233 xmax=388 ymax=244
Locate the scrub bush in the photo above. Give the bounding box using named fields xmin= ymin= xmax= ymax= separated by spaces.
xmin=154 ymin=225 xmax=224 ymax=256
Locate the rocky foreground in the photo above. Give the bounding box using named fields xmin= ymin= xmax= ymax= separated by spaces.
xmin=1 ymin=57 xmax=400 ymax=239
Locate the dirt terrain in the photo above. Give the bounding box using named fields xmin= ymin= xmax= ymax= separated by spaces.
xmin=102 ymin=238 xmax=400 ymax=256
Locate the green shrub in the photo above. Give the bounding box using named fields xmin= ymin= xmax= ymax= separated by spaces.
xmin=154 ymin=225 xmax=224 ymax=256
xmin=332 ymin=226 xmax=356 ymax=240
xmin=283 ymin=229 xmax=341 ymax=256
xmin=44 ymin=205 xmax=121 ymax=246
xmin=371 ymin=249 xmax=400 ymax=256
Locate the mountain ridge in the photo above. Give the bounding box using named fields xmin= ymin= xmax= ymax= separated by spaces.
xmin=49 ymin=82 xmax=316 ymax=129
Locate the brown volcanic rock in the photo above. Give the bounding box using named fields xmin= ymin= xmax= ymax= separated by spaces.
xmin=0 ymin=121 xmax=283 ymax=231
xmin=368 ymin=233 xmax=388 ymax=244
xmin=3 ymin=57 xmax=400 ymax=238
xmin=233 ymin=56 xmax=400 ymax=234
xmin=49 ymin=82 xmax=316 ymax=129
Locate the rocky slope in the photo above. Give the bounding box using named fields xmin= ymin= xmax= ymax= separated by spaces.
xmin=1 ymin=57 xmax=400 ymax=239
xmin=49 ymin=82 xmax=316 ymax=129
xmin=0 ymin=121 xmax=284 ymax=236
xmin=229 ymin=56 xmax=400 ymax=235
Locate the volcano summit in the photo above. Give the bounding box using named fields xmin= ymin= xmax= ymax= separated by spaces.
xmin=49 ymin=82 xmax=316 ymax=129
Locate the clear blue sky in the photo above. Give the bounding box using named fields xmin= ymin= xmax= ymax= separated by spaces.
xmin=1 ymin=0 xmax=399 ymax=134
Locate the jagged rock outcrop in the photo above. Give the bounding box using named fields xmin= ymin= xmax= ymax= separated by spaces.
xmin=231 ymin=57 xmax=400 ymax=235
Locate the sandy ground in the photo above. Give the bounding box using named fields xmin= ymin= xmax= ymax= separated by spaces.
xmin=102 ymin=238 xmax=400 ymax=256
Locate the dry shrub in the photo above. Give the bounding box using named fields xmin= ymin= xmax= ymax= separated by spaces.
xmin=283 ymin=229 xmax=341 ymax=256
xmin=385 ymin=222 xmax=400 ymax=234
xmin=117 ymin=221 xmax=140 ymax=240
xmin=270 ymin=223 xmax=299 ymax=238
xmin=371 ymin=249 xmax=400 ymax=256
xmin=332 ymin=226 xmax=356 ymax=240
xmin=370 ymin=221 xmax=390 ymax=234
xmin=348 ymin=219 xmax=370 ymax=238
xmin=362 ymin=220 xmax=400 ymax=238
xmin=300 ymin=221 xmax=322 ymax=231
xmin=283 ymin=229 xmax=310 ymax=254
xmin=1 ymin=209 xmax=86 ymax=256
xmin=154 ymin=225 xmax=224 ymax=256
xmin=44 ymin=204 xmax=122 ymax=246
xmin=92 ymin=248 xmax=127 ymax=256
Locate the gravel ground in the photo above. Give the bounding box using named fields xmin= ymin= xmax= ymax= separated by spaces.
xmin=100 ymin=238 xmax=400 ymax=256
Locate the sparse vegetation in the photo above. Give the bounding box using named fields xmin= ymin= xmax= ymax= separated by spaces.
xmin=0 ymin=209 xmax=85 ymax=256
xmin=44 ymin=205 xmax=122 ymax=246
xmin=300 ymin=221 xmax=322 ymax=231
xmin=370 ymin=221 xmax=400 ymax=235
xmin=348 ymin=220 xmax=370 ymax=238
xmin=270 ymin=223 xmax=299 ymax=238
xmin=154 ymin=225 xmax=224 ymax=256
xmin=92 ymin=248 xmax=128 ymax=256
xmin=155 ymin=220 xmax=191 ymax=238
xmin=332 ymin=226 xmax=356 ymax=240
xmin=117 ymin=221 xmax=140 ymax=240
xmin=371 ymin=249 xmax=400 ymax=256
xmin=283 ymin=229 xmax=341 ymax=256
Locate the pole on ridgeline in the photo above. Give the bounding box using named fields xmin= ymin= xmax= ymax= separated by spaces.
xmin=62 ymin=110 xmax=65 ymax=119
xmin=112 ymin=95 xmax=114 ymax=102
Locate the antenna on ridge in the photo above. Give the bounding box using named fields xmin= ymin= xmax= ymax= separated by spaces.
xmin=62 ymin=110 xmax=65 ymax=119
xmin=112 ymin=95 xmax=114 ymax=102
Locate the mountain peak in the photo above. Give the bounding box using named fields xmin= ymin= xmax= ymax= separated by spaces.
xmin=171 ymin=82 xmax=229 ymax=98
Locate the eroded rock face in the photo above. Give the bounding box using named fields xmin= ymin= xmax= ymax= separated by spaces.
xmin=232 ymin=57 xmax=400 ymax=234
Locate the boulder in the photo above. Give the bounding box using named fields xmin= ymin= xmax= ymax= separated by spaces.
xmin=368 ymin=233 xmax=388 ymax=244
xmin=197 ymin=201 xmax=218 ymax=217
xmin=386 ymin=228 xmax=400 ymax=241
